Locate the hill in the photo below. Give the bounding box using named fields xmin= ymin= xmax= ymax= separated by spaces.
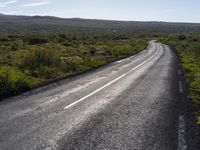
xmin=0 ymin=14 xmax=200 ymax=36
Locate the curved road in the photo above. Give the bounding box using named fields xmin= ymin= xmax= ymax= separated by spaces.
xmin=0 ymin=41 xmax=183 ymax=149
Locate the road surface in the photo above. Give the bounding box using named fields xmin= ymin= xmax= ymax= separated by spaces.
xmin=0 ymin=41 xmax=185 ymax=150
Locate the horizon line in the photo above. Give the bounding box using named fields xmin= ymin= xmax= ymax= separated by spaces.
xmin=1 ymin=13 xmax=200 ymax=24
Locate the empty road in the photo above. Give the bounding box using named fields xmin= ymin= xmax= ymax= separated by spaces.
xmin=0 ymin=41 xmax=184 ymax=150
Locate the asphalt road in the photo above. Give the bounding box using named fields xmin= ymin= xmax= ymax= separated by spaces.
xmin=0 ymin=41 xmax=185 ymax=150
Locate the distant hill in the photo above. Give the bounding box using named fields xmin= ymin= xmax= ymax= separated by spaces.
xmin=0 ymin=14 xmax=200 ymax=35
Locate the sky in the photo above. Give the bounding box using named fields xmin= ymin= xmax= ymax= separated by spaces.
xmin=0 ymin=0 xmax=199 ymax=23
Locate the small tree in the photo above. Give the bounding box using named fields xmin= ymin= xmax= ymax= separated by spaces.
xmin=178 ymin=35 xmax=187 ymax=41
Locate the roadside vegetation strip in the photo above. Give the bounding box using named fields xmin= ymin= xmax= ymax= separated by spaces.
xmin=0 ymin=33 xmax=147 ymax=98
xmin=160 ymin=36 xmax=200 ymax=125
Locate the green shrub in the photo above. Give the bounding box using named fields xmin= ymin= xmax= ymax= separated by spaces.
xmin=25 ymin=35 xmax=48 ymax=45
xmin=197 ymin=117 xmax=200 ymax=125
xmin=0 ymin=36 xmax=10 ymax=42
xmin=0 ymin=66 xmax=32 ymax=96
xmin=35 ymin=66 xmax=62 ymax=79
xmin=19 ymin=48 xmax=62 ymax=78
xmin=111 ymin=40 xmax=146 ymax=57
xmin=178 ymin=35 xmax=187 ymax=41
xmin=61 ymin=56 xmax=88 ymax=73
xmin=63 ymin=41 xmax=73 ymax=47
xmin=111 ymin=45 xmax=133 ymax=56
xmin=59 ymin=33 xmax=67 ymax=39
xmin=88 ymin=56 xmax=106 ymax=68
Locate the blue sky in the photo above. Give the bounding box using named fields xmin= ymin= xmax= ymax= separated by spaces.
xmin=0 ymin=0 xmax=199 ymax=23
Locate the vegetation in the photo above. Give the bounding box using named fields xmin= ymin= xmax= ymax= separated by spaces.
xmin=0 ymin=33 xmax=147 ymax=98
xmin=1 ymin=14 xmax=200 ymax=125
xmin=161 ymin=36 xmax=200 ymax=125
xmin=0 ymin=66 xmax=33 ymax=97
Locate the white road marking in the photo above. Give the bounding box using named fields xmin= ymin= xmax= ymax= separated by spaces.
xmin=179 ymin=81 xmax=183 ymax=93
xmin=178 ymin=70 xmax=181 ymax=75
xmin=178 ymin=115 xmax=187 ymax=150
xmin=64 ymin=74 xmax=126 ymax=109
xmin=64 ymin=46 xmax=160 ymax=110
xmin=46 ymin=77 xmax=105 ymax=102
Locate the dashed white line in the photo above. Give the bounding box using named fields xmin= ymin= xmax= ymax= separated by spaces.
xmin=178 ymin=115 xmax=187 ymax=150
xmin=47 ymin=77 xmax=105 ymax=103
xmin=179 ymin=81 xmax=183 ymax=93
xmin=178 ymin=70 xmax=181 ymax=75
xmin=64 ymin=47 xmax=160 ymax=110
xmin=64 ymin=74 xmax=126 ymax=110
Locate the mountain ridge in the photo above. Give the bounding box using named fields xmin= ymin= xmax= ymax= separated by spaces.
xmin=0 ymin=13 xmax=200 ymax=35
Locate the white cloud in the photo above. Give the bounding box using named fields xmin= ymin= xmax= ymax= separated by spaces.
xmin=4 ymin=0 xmax=17 ymax=5
xmin=22 ymin=0 xmax=50 ymax=7
xmin=2 ymin=11 xmax=22 ymax=15
xmin=0 ymin=0 xmax=17 ymax=7
xmin=163 ymin=9 xmax=175 ymax=13
xmin=0 ymin=4 xmax=6 ymax=7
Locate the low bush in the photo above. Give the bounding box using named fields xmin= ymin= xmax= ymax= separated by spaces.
xmin=61 ymin=56 xmax=88 ymax=73
xmin=25 ymin=35 xmax=48 ymax=45
xmin=111 ymin=45 xmax=133 ymax=56
xmin=19 ymin=48 xmax=61 ymax=78
xmin=88 ymin=56 xmax=107 ymax=68
xmin=0 ymin=66 xmax=32 ymax=97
